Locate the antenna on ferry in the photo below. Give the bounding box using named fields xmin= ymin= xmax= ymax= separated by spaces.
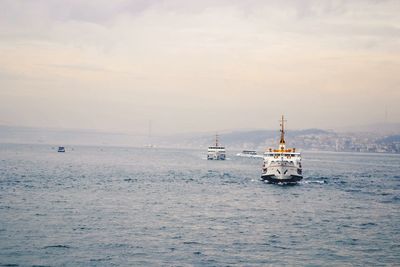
xmin=279 ymin=115 xmax=286 ymax=150
xmin=215 ymin=133 xmax=219 ymax=147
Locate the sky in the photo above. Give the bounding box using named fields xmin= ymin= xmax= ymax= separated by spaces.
xmin=0 ymin=0 xmax=399 ymax=135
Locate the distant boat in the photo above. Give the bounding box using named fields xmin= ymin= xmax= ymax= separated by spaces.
xmin=207 ymin=134 xmax=226 ymax=160
xmin=236 ymin=150 xmax=258 ymax=157
xmin=261 ymin=116 xmax=302 ymax=183
xmin=58 ymin=146 xmax=65 ymax=153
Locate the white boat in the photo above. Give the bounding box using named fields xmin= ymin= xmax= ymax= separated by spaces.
xmin=236 ymin=150 xmax=259 ymax=158
xmin=144 ymin=144 xmax=156 ymax=148
xmin=207 ymin=134 xmax=226 ymax=160
xmin=261 ymin=116 xmax=302 ymax=183
xmin=58 ymin=146 xmax=65 ymax=153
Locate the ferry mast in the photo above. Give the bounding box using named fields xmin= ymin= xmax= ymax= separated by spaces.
xmin=279 ymin=115 xmax=286 ymax=150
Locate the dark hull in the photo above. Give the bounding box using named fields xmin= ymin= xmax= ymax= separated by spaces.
xmin=207 ymin=155 xmax=226 ymax=160
xmin=261 ymin=174 xmax=303 ymax=184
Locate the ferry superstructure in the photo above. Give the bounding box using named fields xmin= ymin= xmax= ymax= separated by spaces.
xmin=207 ymin=134 xmax=226 ymax=160
xmin=261 ymin=116 xmax=302 ymax=183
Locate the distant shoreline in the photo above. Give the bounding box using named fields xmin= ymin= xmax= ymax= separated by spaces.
xmin=1 ymin=142 xmax=399 ymax=156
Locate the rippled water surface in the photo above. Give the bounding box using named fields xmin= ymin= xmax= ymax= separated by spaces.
xmin=1 ymin=144 xmax=399 ymax=266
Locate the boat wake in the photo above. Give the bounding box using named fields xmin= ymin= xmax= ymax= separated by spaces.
xmin=300 ymin=180 xmax=327 ymax=184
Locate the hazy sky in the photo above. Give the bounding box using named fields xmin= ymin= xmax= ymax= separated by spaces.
xmin=0 ymin=0 xmax=399 ymax=134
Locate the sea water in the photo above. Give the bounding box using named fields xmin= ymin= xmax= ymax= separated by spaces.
xmin=0 ymin=144 xmax=399 ymax=266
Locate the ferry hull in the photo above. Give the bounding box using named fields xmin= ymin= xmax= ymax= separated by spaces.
xmin=207 ymin=154 xmax=226 ymax=160
xmin=261 ymin=174 xmax=302 ymax=184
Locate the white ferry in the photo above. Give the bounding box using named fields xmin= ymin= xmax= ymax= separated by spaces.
xmin=236 ymin=150 xmax=259 ymax=158
xmin=207 ymin=134 xmax=226 ymax=160
xmin=261 ymin=116 xmax=302 ymax=183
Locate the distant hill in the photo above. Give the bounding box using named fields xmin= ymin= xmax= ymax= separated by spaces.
xmin=378 ymin=135 xmax=400 ymax=144
xmin=338 ymin=123 xmax=400 ymax=134
xmin=156 ymin=128 xmax=331 ymax=149
xmin=214 ymin=128 xmax=329 ymax=144
xmin=2 ymin=125 xmax=399 ymax=153
xmin=0 ymin=125 xmax=331 ymax=149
